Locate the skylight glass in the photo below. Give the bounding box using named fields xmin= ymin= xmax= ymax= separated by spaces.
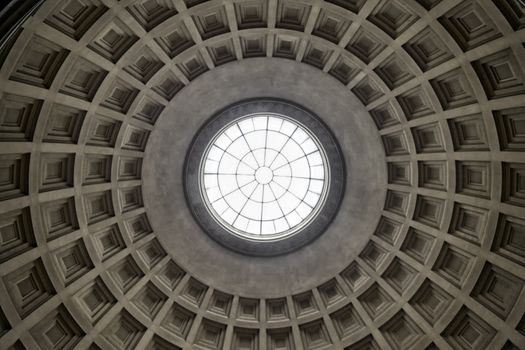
xmin=200 ymin=113 xmax=329 ymax=240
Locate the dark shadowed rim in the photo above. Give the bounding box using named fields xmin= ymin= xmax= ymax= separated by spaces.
xmin=184 ymin=98 xmax=346 ymax=256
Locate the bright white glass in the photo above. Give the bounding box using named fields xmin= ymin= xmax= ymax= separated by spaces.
xmin=200 ymin=113 xmax=329 ymax=240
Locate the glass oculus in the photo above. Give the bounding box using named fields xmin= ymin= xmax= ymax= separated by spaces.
xmin=184 ymin=99 xmax=345 ymax=256
xmin=200 ymin=113 xmax=329 ymax=240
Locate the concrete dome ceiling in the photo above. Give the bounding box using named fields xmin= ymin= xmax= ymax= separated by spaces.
xmin=0 ymin=0 xmax=524 ymax=349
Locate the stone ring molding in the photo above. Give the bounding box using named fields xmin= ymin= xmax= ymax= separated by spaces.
xmin=184 ymin=99 xmax=345 ymax=256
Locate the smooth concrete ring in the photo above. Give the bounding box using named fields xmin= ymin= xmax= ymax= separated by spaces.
xmin=143 ymin=58 xmax=387 ymax=297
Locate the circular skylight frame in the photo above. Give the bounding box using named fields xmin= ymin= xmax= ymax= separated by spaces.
xmin=185 ymin=99 xmax=345 ymax=256
xmin=199 ymin=113 xmax=330 ymax=241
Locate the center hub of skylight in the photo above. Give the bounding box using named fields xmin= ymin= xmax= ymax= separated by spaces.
xmin=255 ymin=167 xmax=273 ymax=184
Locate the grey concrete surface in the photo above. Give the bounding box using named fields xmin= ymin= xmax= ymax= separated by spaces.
xmin=143 ymin=57 xmax=387 ymax=297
